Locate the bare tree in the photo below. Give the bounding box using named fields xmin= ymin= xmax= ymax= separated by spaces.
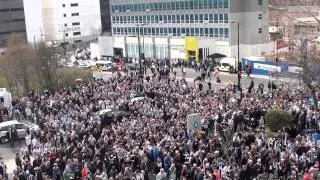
xmin=35 ymin=43 xmax=59 ymax=89
xmin=272 ymin=1 xmax=320 ymax=110
xmin=0 ymin=33 xmax=38 ymax=95
xmin=0 ymin=34 xmax=59 ymax=95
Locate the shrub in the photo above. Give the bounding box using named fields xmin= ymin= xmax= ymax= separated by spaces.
xmin=265 ymin=108 xmax=293 ymax=132
xmin=57 ymin=68 xmax=91 ymax=87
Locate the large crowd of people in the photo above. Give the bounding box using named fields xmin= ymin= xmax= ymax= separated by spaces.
xmin=0 ymin=66 xmax=320 ymax=180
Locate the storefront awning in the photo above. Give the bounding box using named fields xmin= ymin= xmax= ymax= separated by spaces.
xmin=207 ymin=53 xmax=226 ymax=59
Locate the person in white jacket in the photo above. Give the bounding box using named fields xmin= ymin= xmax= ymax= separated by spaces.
xmin=156 ymin=168 xmax=167 ymax=180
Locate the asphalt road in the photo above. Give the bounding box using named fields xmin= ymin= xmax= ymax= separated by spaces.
xmin=99 ymin=67 xmax=300 ymax=90
xmin=1 ymin=141 xmax=25 ymax=176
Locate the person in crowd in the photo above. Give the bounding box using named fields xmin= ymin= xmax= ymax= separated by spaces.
xmin=4 ymin=63 xmax=320 ymax=180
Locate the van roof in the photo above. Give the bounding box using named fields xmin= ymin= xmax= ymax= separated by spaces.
xmin=243 ymin=56 xmax=266 ymax=62
xmin=0 ymin=120 xmax=21 ymax=128
xmin=220 ymin=57 xmax=236 ymax=62
xmin=96 ymin=60 xmax=112 ymax=64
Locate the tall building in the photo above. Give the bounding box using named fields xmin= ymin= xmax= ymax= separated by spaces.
xmin=100 ymin=0 xmax=112 ymax=34
xmin=0 ymin=0 xmax=26 ymax=47
xmin=23 ymin=0 xmax=102 ymax=46
xmin=107 ymin=0 xmax=272 ymax=60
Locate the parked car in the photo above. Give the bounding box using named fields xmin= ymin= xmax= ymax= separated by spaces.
xmin=0 ymin=120 xmax=39 ymax=144
xmin=99 ymin=108 xmax=130 ymax=127
xmin=125 ymin=63 xmax=140 ymax=71
xmin=63 ymin=62 xmax=74 ymax=68
xmin=77 ymin=61 xmax=90 ymax=68
xmin=96 ymin=60 xmax=114 ymax=71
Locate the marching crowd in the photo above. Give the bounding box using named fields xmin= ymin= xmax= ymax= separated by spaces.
xmin=0 ymin=67 xmax=320 ymax=180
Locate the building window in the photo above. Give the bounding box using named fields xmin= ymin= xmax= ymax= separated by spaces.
xmin=64 ymin=24 xmax=67 ymax=27
xmin=65 ymin=33 xmax=68 ymax=37
xmin=224 ymin=14 xmax=228 ymax=23
xmin=219 ymin=28 xmax=224 ymax=37
xmin=214 ymin=28 xmax=219 ymax=37
xmin=71 ymin=13 xmax=79 ymax=16
xmin=74 ymin=40 xmax=82 ymax=43
xmin=11 ymin=8 xmax=24 ymax=11
xmin=63 ymin=14 xmax=66 ymax=17
xmin=258 ymin=0 xmax=262 ymax=5
xmin=62 ymin=4 xmax=65 ymax=7
xmin=258 ymin=28 xmax=262 ymax=33
xmin=214 ymin=14 xmax=218 ymax=23
xmin=219 ymin=14 xmax=223 ymax=23
xmin=199 ymin=14 xmax=203 ymax=23
xmin=70 ymin=3 xmax=78 ymax=7
xmin=195 ymin=14 xmax=199 ymax=22
xmin=72 ymin=22 xmax=80 ymax=26
xmin=225 ymin=28 xmax=229 ymax=38
xmin=258 ymin=14 xmax=262 ymax=19
xmin=200 ymin=28 xmax=204 ymax=36
xmin=214 ymin=0 xmax=218 ymax=8
xmin=224 ymin=0 xmax=229 ymax=8
xmin=0 ymin=9 xmax=10 ymax=12
xmin=11 ymin=18 xmax=25 ymax=22
xmin=209 ymin=28 xmax=213 ymax=37
xmin=73 ymin=31 xmax=81 ymax=36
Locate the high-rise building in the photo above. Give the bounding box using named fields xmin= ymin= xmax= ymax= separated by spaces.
xmin=100 ymin=0 xmax=112 ymax=34
xmin=23 ymin=0 xmax=102 ymax=46
xmin=0 ymin=0 xmax=26 ymax=47
xmin=107 ymin=0 xmax=272 ymax=60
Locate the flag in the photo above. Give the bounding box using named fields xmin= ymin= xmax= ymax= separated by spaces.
xmin=312 ymin=133 xmax=320 ymax=143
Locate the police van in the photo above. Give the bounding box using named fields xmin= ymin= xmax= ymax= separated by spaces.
xmin=0 ymin=88 xmax=12 ymax=108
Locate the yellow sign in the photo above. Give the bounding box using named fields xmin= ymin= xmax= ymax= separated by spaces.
xmin=185 ymin=36 xmax=199 ymax=62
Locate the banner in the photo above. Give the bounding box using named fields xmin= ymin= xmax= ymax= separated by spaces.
xmin=187 ymin=113 xmax=201 ymax=131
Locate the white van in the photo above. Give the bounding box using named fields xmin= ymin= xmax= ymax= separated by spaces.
xmin=95 ymin=60 xmax=114 ymax=71
xmin=217 ymin=57 xmax=237 ymax=72
xmin=0 ymin=120 xmax=26 ymax=143
xmin=0 ymin=88 xmax=12 ymax=108
xmin=0 ymin=120 xmax=40 ymax=144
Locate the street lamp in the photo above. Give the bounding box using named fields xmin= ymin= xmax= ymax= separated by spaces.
xmin=230 ymin=21 xmax=241 ymax=90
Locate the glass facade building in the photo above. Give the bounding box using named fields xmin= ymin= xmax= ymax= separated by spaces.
xmin=111 ymin=0 xmax=230 ymax=39
xmin=109 ymin=0 xmax=269 ymax=59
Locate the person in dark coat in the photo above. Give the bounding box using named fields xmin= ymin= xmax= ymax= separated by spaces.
xmin=6 ymin=128 xmax=16 ymax=148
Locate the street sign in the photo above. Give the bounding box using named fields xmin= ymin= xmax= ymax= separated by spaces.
xmin=187 ymin=113 xmax=201 ymax=131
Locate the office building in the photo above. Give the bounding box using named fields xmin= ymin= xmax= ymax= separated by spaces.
xmin=106 ymin=0 xmax=272 ymax=61
xmin=0 ymin=0 xmax=26 ymax=48
xmin=100 ymin=0 xmax=112 ymax=34
xmin=23 ymin=0 xmax=102 ymax=46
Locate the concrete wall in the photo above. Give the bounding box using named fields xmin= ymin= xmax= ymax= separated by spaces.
xmin=25 ymin=0 xmax=102 ymax=44
xmin=169 ymin=38 xmax=184 ymax=59
xmin=229 ymin=0 xmax=269 ymax=46
xmin=230 ymin=41 xmax=274 ymax=58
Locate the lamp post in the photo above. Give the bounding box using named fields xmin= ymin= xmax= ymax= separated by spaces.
xmin=136 ymin=23 xmax=148 ymax=92
xmin=230 ymin=21 xmax=241 ymax=90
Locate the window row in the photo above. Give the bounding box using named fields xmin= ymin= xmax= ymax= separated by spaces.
xmin=112 ymin=13 xmax=228 ymax=24
xmin=0 ymin=8 xmax=24 ymax=12
xmin=62 ymin=3 xmax=78 ymax=7
xmin=112 ymin=0 xmax=229 ymax=13
xmin=113 ymin=27 xmax=229 ymax=38
xmin=128 ymin=44 xmax=167 ymax=59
